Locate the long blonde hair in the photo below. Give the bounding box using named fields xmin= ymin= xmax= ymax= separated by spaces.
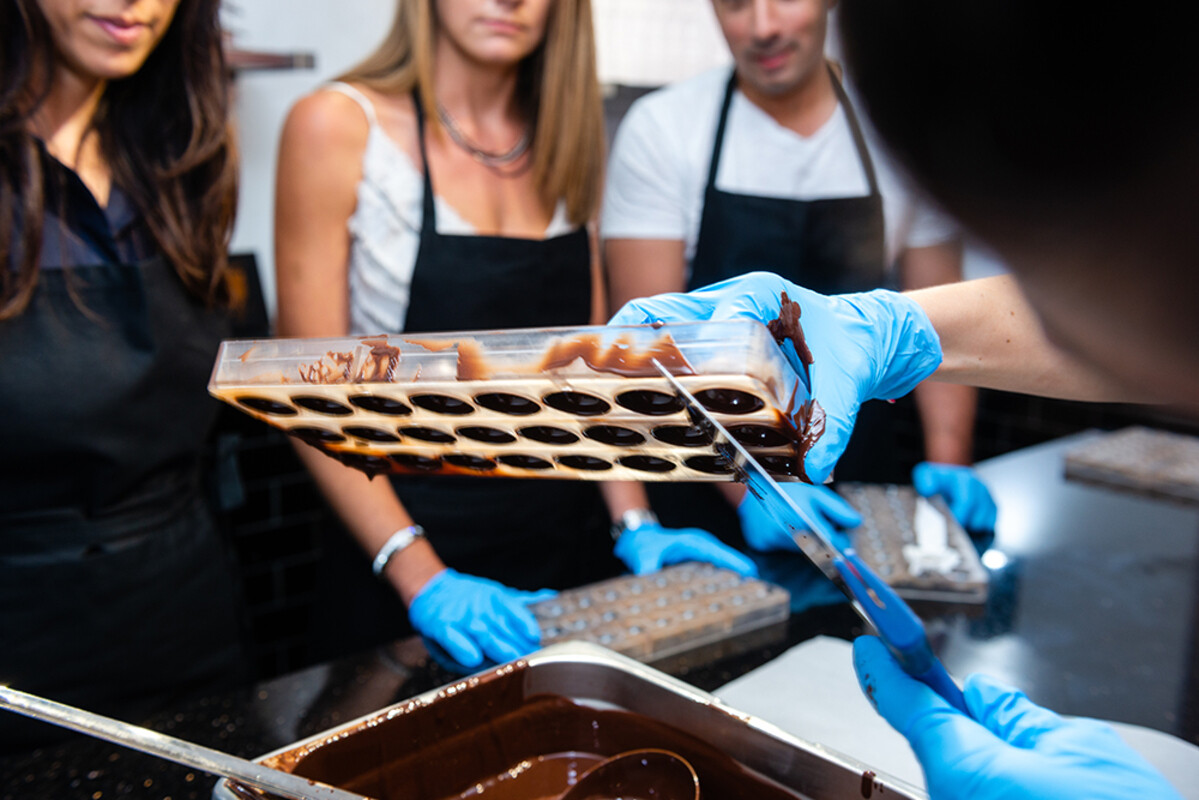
xmin=339 ymin=0 xmax=604 ymax=226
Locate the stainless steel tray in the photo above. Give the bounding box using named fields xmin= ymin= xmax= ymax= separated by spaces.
xmin=212 ymin=642 xmax=925 ymax=800
xmin=207 ymin=322 xmax=815 ymax=482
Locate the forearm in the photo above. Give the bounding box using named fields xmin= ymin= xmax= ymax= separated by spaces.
xmin=909 ymin=275 xmax=1137 ymax=400
xmin=599 ymin=481 xmax=653 ymax=521
xmin=913 ymin=381 xmax=978 ymax=465
xmin=290 ymin=442 xmax=444 ymax=605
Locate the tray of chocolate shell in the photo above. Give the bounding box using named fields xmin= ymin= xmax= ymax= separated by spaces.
xmin=207 ymin=321 xmax=822 ymax=482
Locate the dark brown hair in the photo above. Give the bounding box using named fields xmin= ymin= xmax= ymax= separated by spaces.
xmin=0 ymin=0 xmax=240 ymax=319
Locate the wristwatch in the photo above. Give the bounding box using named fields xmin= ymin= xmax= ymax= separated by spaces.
xmin=371 ymin=524 xmax=426 ymax=578
xmin=610 ymin=508 xmax=659 ymax=542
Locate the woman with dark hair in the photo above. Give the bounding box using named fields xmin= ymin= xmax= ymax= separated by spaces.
xmin=274 ymin=0 xmax=754 ymax=671
xmin=0 ymin=0 xmax=247 ymax=752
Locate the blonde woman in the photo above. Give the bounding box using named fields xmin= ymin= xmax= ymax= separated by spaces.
xmin=275 ymin=0 xmax=754 ymax=669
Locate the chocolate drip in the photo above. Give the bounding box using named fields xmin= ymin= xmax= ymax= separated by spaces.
xmin=237 ymin=395 xmax=297 ymax=416
xmin=766 ymin=291 xmax=814 ymax=369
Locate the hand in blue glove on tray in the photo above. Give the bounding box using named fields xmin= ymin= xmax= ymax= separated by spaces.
xmin=609 ymin=272 xmax=942 ymax=484
xmin=408 ymin=568 xmax=556 ymax=668
xmin=738 ymin=482 xmax=861 ymax=552
xmin=912 ymin=462 xmax=998 ymax=532
xmin=614 ymin=520 xmax=758 ymax=577
xmin=853 ymin=635 xmax=1182 ymax=800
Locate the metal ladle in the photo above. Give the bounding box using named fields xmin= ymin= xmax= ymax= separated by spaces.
xmin=0 ymin=686 xmax=373 ymax=800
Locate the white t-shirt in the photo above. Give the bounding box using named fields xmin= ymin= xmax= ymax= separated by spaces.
xmin=601 ymin=67 xmax=956 ymax=279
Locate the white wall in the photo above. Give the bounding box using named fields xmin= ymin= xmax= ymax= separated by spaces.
xmin=224 ymin=0 xmax=396 ymax=320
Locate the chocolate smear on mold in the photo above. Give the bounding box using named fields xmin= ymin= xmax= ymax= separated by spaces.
xmin=537 ymin=333 xmax=695 ymax=377
xmin=299 ymin=351 xmax=353 ymax=384
xmin=766 ymin=291 xmax=813 ymax=368
xmin=358 ymin=336 xmax=401 ymax=382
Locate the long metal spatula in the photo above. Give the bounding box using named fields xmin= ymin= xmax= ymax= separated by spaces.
xmin=0 ymin=686 xmax=374 ymax=800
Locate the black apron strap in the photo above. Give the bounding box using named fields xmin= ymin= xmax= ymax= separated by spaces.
xmin=705 ymin=70 xmax=739 ymax=191
xmin=827 ymin=64 xmax=881 ymax=197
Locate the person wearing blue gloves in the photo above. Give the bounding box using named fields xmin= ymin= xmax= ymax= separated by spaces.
xmin=274 ymin=0 xmax=754 ymax=671
xmin=599 ymin=0 xmax=996 ymax=599
xmin=609 ymin=0 xmax=1197 ymax=794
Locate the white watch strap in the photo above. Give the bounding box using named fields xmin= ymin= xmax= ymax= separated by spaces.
xmin=610 ymin=508 xmax=659 ymax=541
xmin=371 ymin=524 xmax=426 ymax=578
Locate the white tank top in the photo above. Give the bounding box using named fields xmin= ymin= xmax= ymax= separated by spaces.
xmin=323 ymin=82 xmax=572 ymax=334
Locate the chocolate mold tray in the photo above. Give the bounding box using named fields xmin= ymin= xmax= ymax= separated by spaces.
xmin=1064 ymin=426 xmax=1199 ymax=505
xmin=212 ymin=642 xmax=925 ymax=800
xmin=208 ymin=321 xmax=814 ymax=481
xmin=532 ymin=561 xmax=790 ymax=665
xmin=838 ymin=484 xmax=988 ymax=605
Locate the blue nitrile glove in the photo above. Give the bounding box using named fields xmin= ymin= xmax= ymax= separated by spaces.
xmin=609 ymin=272 xmax=942 ymax=484
xmin=614 ymin=522 xmax=758 ymax=577
xmin=912 ymin=462 xmax=998 ymax=532
xmin=407 ymin=568 xmax=556 ymax=669
xmin=853 ymin=635 xmax=1182 ymax=800
xmin=738 ymin=482 xmax=862 ymax=552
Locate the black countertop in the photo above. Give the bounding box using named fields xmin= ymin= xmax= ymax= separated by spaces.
xmin=4 ymin=431 xmax=1197 ymax=799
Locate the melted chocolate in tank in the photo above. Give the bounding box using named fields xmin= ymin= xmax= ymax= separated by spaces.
xmin=236 ymin=395 xmax=297 ymax=416
xmin=693 ymin=389 xmax=764 ymax=415
xmin=458 ymin=426 xmax=517 ymax=444
xmin=584 ymin=426 xmax=645 ymax=446
xmin=475 ymin=393 xmax=541 ymax=416
xmin=349 ymin=394 xmax=412 ymax=416
xmin=615 ymin=390 xmax=684 ymax=416
xmin=264 ymin=665 xmax=812 ymax=800
xmin=411 ymin=394 xmax=475 ymax=416
xmin=520 ymin=426 xmax=580 ymax=445
xmin=293 ymin=395 xmax=354 ymax=416
xmin=543 ymin=391 xmax=610 ymax=417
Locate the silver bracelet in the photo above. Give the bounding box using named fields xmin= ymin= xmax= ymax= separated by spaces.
xmin=610 ymin=508 xmax=659 ymax=542
xmin=371 ymin=524 xmax=426 ymax=578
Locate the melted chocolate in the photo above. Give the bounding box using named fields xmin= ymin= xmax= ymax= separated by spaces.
xmin=333 ymin=452 xmax=392 ymax=478
xmin=758 ymin=454 xmax=800 ymax=477
xmin=693 ymin=389 xmax=764 ymax=415
xmin=444 ymin=454 xmax=497 ymax=472
xmin=766 ymin=291 xmax=814 ymax=369
xmin=497 ymin=455 xmax=554 ymax=470
xmin=556 ymin=455 xmax=613 ymax=471
xmin=537 ymin=333 xmax=696 ymax=378
xmin=349 ymin=394 xmax=413 ymax=416
xmin=474 ymin=393 xmax=540 ymax=416
xmin=343 ymin=425 xmax=401 ymax=443
xmin=293 ymin=395 xmax=354 ymax=416
xmin=542 ymin=391 xmax=610 ymax=417
xmin=400 ymin=426 xmax=457 ymax=444
xmin=411 ymin=394 xmax=475 ymax=416
xmin=617 ymin=456 xmax=677 ymax=473
xmin=288 ymin=427 xmax=346 ymax=445
xmin=358 ymin=337 xmax=401 ymax=382
xmin=259 ymin=665 xmax=812 ymax=800
xmin=298 ymin=351 xmax=353 ymax=384
xmin=727 ymin=424 xmax=793 ymax=448
xmin=615 ymin=390 xmax=685 ymax=416
xmin=391 ymin=454 xmax=442 ymax=471
xmin=584 ymin=426 xmax=645 ymax=446
xmin=683 ymin=455 xmax=734 ymax=475
xmin=520 ymin=426 xmax=580 ymax=445
xmin=651 ymin=425 xmax=713 ymax=448
xmin=458 ymin=426 xmax=517 ymax=444
xmin=236 ymin=395 xmax=297 ymax=416
xmin=455 ymin=340 xmax=492 ymax=381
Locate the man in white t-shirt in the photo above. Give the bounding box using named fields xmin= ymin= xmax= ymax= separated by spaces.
xmin=601 ymin=0 xmax=996 ymax=588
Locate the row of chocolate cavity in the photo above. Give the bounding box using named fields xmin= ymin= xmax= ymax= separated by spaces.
xmin=316 ymin=447 xmax=800 ymax=477
xmin=285 ymin=419 xmax=795 ymax=449
xmin=234 ymin=386 xmax=768 ymax=419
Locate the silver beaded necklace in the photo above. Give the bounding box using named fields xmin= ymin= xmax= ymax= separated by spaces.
xmin=435 ymin=103 xmax=531 ymax=168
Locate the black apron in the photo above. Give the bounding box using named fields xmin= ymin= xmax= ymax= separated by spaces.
xmin=394 ymin=94 xmax=619 ymax=592
xmin=649 ymin=67 xmax=912 ymax=552
xmin=0 ymin=256 xmax=248 ymax=753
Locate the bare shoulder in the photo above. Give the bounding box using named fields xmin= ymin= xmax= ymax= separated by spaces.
xmin=280 ymin=88 xmax=372 ymax=159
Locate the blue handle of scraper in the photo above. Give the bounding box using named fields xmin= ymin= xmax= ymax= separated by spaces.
xmin=834 ymin=550 xmax=968 ymax=714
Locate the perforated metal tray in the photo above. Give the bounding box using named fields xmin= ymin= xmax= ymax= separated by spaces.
xmin=208 ymin=321 xmax=814 ymax=481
